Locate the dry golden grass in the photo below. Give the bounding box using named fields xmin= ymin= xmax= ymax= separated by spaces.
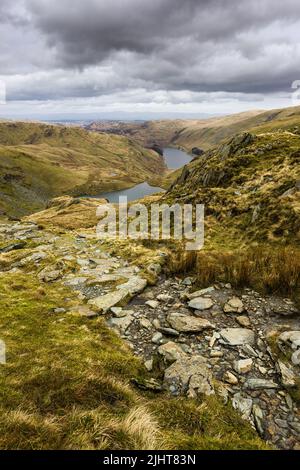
xmin=169 ymin=245 xmax=300 ymax=300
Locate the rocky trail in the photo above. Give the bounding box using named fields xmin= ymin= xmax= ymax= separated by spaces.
xmin=1 ymin=221 xmax=300 ymax=449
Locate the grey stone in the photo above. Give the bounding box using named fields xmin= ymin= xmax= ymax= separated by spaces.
xmin=117 ymin=276 xmax=147 ymax=295
xmin=139 ymin=317 xmax=152 ymax=330
xmin=187 ymin=287 xmax=215 ymax=299
xmin=232 ymin=393 xmax=253 ymax=420
xmin=278 ymin=331 xmax=300 ymax=350
xmin=252 ymin=404 xmax=264 ymax=436
xmin=152 ymin=332 xmax=163 ymax=344
xmin=236 ymin=315 xmax=251 ymax=328
xmin=223 ymin=297 xmax=244 ymax=313
xmin=245 ymin=378 xmax=279 ymax=390
xmin=277 ymin=361 xmax=296 ymax=388
xmin=146 ymin=300 xmax=159 ymax=309
xmin=158 ymin=327 xmax=179 ymax=337
xmin=88 ymin=289 xmax=130 ymax=313
xmin=164 ymin=355 xmax=214 ymax=397
xmin=219 ymin=328 xmax=255 ymax=346
xmin=223 ymin=371 xmax=238 ymax=385
xmin=158 ymin=342 xmax=186 ymax=363
xmin=167 ymin=312 xmax=215 ymax=333
xmin=188 ymin=297 xmax=214 ymax=310
xmin=108 ymin=314 xmax=134 ymax=333
xmin=291 ymin=349 xmax=300 ymax=366
xmin=38 ymin=269 xmax=62 ymax=283
xmin=233 ymin=358 xmax=253 ymax=374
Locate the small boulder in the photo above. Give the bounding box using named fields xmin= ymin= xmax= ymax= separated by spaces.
xmin=223 ymin=371 xmax=238 ymax=385
xmin=146 ymin=300 xmax=159 ymax=309
xmin=167 ymin=312 xmax=215 ymax=333
xmin=164 ymin=355 xmax=214 ymax=397
xmin=188 ymin=297 xmax=214 ymax=310
xmin=158 ymin=342 xmax=186 ymax=363
xmin=233 ymin=358 xmax=253 ymax=374
xmin=223 ymin=297 xmax=244 ymax=314
xmin=219 ymin=328 xmax=255 ymax=346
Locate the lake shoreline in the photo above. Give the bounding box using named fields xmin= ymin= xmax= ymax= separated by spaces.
xmin=88 ymin=147 xmax=191 ymax=202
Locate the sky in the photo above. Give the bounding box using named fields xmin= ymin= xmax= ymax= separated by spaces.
xmin=0 ymin=0 xmax=300 ymax=119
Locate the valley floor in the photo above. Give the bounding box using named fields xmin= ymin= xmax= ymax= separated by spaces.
xmin=0 ymin=221 xmax=299 ymax=449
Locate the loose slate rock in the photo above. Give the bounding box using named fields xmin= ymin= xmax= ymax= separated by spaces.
xmin=158 ymin=341 xmax=186 ymax=363
xmin=219 ymin=328 xmax=255 ymax=346
xmin=188 ymin=297 xmax=214 ymax=310
xmin=88 ymin=289 xmax=130 ymax=313
xmin=245 ymin=378 xmax=279 ymax=390
xmin=117 ymin=276 xmax=147 ymax=295
xmin=277 ymin=361 xmax=296 ymax=388
xmin=223 ymin=297 xmax=244 ymax=313
xmin=233 ymin=358 xmax=253 ymax=374
xmin=164 ymin=355 xmax=214 ymax=396
xmin=167 ymin=312 xmax=215 ymax=333
xmin=232 ymin=393 xmax=253 ymax=420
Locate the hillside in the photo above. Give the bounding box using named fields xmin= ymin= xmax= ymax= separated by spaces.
xmin=166 ymin=130 xmax=300 ymax=247
xmin=87 ymin=106 xmax=300 ymax=155
xmin=0 ymin=108 xmax=300 ymax=450
xmin=0 ymin=122 xmax=167 ymax=217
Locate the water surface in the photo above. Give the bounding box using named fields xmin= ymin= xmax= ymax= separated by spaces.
xmin=96 ymin=181 xmax=164 ymax=203
xmin=92 ymin=147 xmax=190 ymax=202
xmin=163 ymin=147 xmax=192 ymax=169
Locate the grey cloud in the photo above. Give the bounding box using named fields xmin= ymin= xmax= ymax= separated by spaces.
xmin=1 ymin=0 xmax=300 ymax=105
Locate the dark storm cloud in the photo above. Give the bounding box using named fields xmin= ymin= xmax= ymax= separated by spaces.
xmin=1 ymin=0 xmax=300 ymax=103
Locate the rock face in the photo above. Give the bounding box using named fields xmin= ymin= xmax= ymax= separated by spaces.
xmin=219 ymin=328 xmax=255 ymax=346
xmin=188 ymin=297 xmax=214 ymax=310
xmin=191 ymin=147 xmax=204 ymax=156
xmin=88 ymin=289 xmax=130 ymax=313
xmin=164 ymin=355 xmax=214 ymax=397
xmin=167 ymin=312 xmax=215 ymax=333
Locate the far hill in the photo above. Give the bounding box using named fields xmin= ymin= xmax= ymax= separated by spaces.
xmin=0 ymin=122 xmax=167 ymax=217
xmin=87 ymin=105 xmax=300 ymax=154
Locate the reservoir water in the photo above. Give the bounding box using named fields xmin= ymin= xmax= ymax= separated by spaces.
xmin=163 ymin=147 xmax=192 ymax=169
xmin=94 ymin=147 xmax=191 ymax=202
xmin=96 ymin=181 xmax=164 ymax=203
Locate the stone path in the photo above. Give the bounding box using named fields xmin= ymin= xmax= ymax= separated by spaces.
xmin=1 ymin=221 xmax=300 ymax=449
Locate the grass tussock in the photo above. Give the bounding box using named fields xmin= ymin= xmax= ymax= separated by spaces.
xmin=169 ymin=245 xmax=300 ymax=299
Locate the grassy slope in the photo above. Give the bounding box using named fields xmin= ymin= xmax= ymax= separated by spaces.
xmin=0 ymin=122 xmax=167 ymax=217
xmin=164 ymin=129 xmax=300 ymax=302
xmin=0 ymin=269 xmax=267 ymax=450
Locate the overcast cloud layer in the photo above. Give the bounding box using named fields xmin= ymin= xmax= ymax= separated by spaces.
xmin=0 ymin=0 xmax=299 ymax=117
